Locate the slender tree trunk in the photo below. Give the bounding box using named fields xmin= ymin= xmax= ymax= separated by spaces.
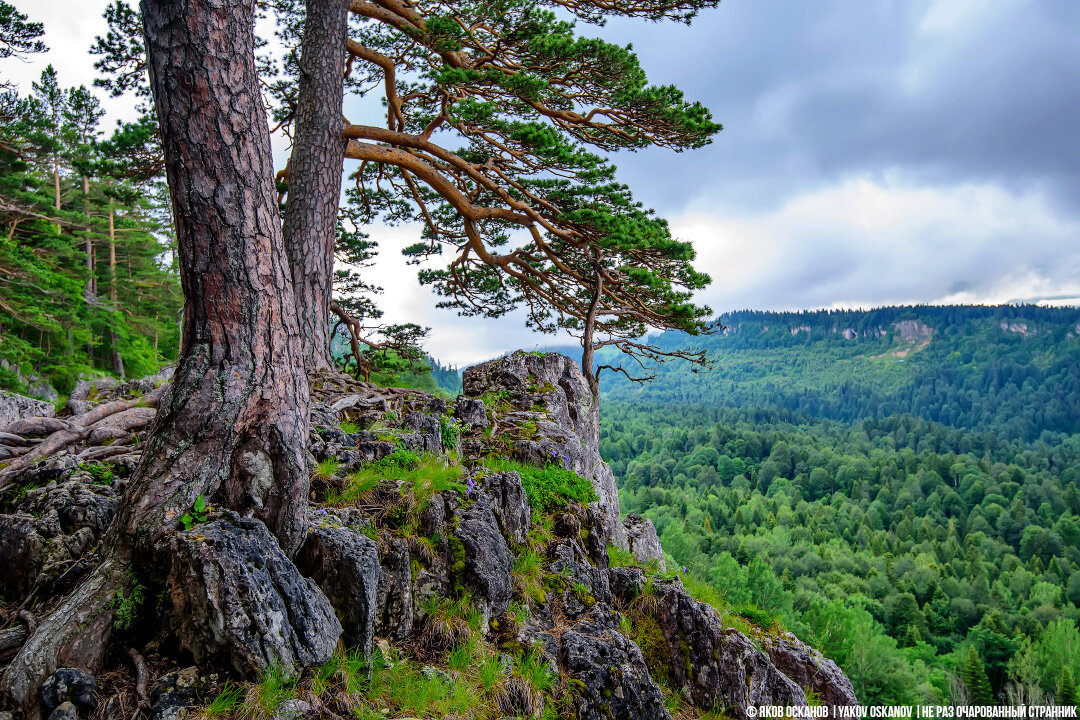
xmin=582 ymin=273 xmax=603 ymax=403
xmin=52 ymin=157 xmax=61 ymax=233
xmin=282 ymin=0 xmax=349 ymax=373
xmin=85 ymin=180 xmax=95 ymax=359
xmin=108 ymin=205 xmax=125 ymax=378
xmin=0 ymin=0 xmax=312 ymax=712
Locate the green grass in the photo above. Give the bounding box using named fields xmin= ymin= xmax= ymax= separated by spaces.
xmin=340 ymin=420 xmax=361 ymax=434
xmin=512 ymin=549 xmax=547 ymax=604
xmin=326 ymin=451 xmax=463 ymax=508
xmin=481 ymin=457 xmax=597 ymax=512
xmin=79 ymin=462 xmax=115 ymax=485
xmin=310 ymin=647 xmax=370 ymax=697
xmin=243 ymin=665 xmax=296 ymax=717
xmin=313 ymin=457 xmax=340 ymax=481
xmin=358 ymin=646 xmax=490 ymax=718
xmin=515 ymin=651 xmax=557 ymax=695
xmin=607 ymin=543 xmax=636 ymax=568
xmin=197 ymin=682 xmax=243 ymax=718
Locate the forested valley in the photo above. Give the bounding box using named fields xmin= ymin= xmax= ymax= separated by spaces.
xmin=3 ymin=0 xmax=1079 ymax=715
xmin=600 ymin=306 xmax=1080 ymax=706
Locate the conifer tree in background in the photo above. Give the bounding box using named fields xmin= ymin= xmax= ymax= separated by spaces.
xmin=1059 ymin=668 xmax=1078 ymax=709
xmin=962 ymin=646 xmax=995 ymax=705
xmin=0 ymin=1 xmax=45 ymax=63
xmin=0 ymin=3 xmax=179 ymax=394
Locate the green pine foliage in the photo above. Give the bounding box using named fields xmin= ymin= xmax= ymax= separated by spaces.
xmin=0 ymin=63 xmax=179 ymax=395
xmin=1059 ymin=667 xmax=1078 ymax=708
xmin=962 ymin=647 xmax=995 ymax=705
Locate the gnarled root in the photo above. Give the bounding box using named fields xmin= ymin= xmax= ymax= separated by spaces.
xmin=0 ymin=385 xmax=166 ymax=487
xmin=0 ymin=552 xmax=128 ymax=719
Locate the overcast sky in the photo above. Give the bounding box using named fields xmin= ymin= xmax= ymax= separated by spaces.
xmin=5 ymin=0 xmax=1079 ymax=366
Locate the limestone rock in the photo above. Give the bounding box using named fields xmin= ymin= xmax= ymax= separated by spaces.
xmin=167 ymin=514 xmax=341 ymax=677
xmin=463 ymin=352 xmax=626 ymax=550
xmin=298 ymin=524 xmax=380 ymax=656
xmin=148 ymin=667 xmax=213 ymax=720
xmin=549 ymin=540 xmax=610 ymax=620
xmin=560 ymin=616 xmax=671 ymax=720
xmin=624 ymin=514 xmax=666 ymax=572
xmin=45 ymin=703 xmax=77 ymax=720
xmin=401 ymin=412 xmax=441 ymax=454
xmin=40 ymin=668 xmax=97 ymax=714
xmin=270 ymin=698 xmax=311 ymax=720
xmin=0 ymin=511 xmax=96 ymax=604
xmin=454 ymin=491 xmax=514 ymax=622
xmin=0 ymin=514 xmax=48 ymax=602
xmin=0 ymin=390 xmax=54 ymax=432
xmin=18 ymin=479 xmax=118 ymax=536
xmin=375 ymin=533 xmax=414 ymax=639
xmin=453 ymin=397 xmax=488 ymax=429
xmin=650 ymin=581 xmax=806 ymax=719
xmin=763 ymin=632 xmax=859 ymax=711
xmin=476 ymin=471 xmax=530 ymax=545
xmin=608 ymin=566 xmax=647 ymax=603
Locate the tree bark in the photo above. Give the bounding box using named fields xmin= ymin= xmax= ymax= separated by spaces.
xmin=282 ymin=0 xmax=349 ymax=372
xmin=0 ymin=0 xmax=313 ymax=712
xmin=582 ymin=273 xmax=603 ymax=403
xmin=108 ymin=205 xmax=125 ymax=378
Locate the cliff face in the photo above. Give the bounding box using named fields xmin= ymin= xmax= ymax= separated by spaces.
xmin=0 ymin=352 xmax=858 ymax=720
xmin=461 ymin=352 xmax=627 ymax=552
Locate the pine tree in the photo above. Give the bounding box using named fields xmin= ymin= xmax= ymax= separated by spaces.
xmin=1059 ymin=667 xmax=1078 ymax=709
xmin=0 ymin=1 xmax=45 ymax=63
xmin=962 ymin=646 xmax=995 ymax=705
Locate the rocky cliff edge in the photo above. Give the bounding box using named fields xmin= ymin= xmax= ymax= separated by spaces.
xmin=0 ymin=352 xmax=856 ymax=720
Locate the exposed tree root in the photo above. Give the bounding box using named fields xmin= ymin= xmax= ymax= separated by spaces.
xmin=0 ymin=384 xmax=166 ymax=487
xmin=127 ymin=648 xmax=149 ymax=708
xmin=1 ymin=553 xmax=128 ymax=718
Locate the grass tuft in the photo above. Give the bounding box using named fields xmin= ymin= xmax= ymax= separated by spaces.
xmin=481 ymin=457 xmax=597 ymax=512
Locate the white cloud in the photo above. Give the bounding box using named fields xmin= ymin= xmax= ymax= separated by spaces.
xmin=674 ymin=175 xmax=1080 ymax=313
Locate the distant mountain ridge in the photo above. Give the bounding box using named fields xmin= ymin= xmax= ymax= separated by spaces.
xmin=599 ymin=304 xmax=1080 ymax=440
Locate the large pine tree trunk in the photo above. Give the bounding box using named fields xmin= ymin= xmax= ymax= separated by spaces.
xmin=282 ymin=0 xmax=349 ymax=373
xmin=0 ymin=0 xmax=312 ymax=712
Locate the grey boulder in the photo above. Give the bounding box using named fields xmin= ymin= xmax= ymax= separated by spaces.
xmin=167 ymin=514 xmax=341 ymax=677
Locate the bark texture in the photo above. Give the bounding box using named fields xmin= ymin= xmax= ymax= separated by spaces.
xmin=0 ymin=0 xmax=313 ymax=712
xmin=282 ymin=0 xmax=349 ymax=372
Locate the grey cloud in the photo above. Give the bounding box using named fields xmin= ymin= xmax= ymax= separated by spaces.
xmin=599 ymin=0 xmax=1080 ymax=216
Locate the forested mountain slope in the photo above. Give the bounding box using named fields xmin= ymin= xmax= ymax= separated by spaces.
xmin=599 ymin=305 xmax=1080 ymax=706
xmin=602 ymin=305 xmax=1080 ymax=439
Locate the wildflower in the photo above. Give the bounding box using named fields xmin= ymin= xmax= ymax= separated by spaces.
xmin=682 ymin=566 xmax=688 ymax=574
xmin=466 ymin=479 xmax=476 ymax=496
xmin=562 ymin=455 xmax=569 ymax=464
xmin=550 ymin=448 xmax=558 ymax=458
xmin=316 ymin=508 xmax=327 ymax=515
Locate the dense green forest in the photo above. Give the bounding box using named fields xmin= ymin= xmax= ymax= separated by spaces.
xmin=599 ymin=305 xmax=1080 ymax=706
xmin=603 ymin=305 xmax=1080 ymax=440
xmin=0 ymin=62 xmax=181 ymax=395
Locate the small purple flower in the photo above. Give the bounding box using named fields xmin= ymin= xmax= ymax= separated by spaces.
xmin=550 ymin=448 xmax=558 ymax=458
xmin=562 ymin=455 xmax=569 ymax=464
xmin=682 ymin=566 xmax=688 ymax=574
xmin=316 ymin=508 xmax=327 ymax=516
xmin=466 ymin=479 xmax=476 ymax=496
